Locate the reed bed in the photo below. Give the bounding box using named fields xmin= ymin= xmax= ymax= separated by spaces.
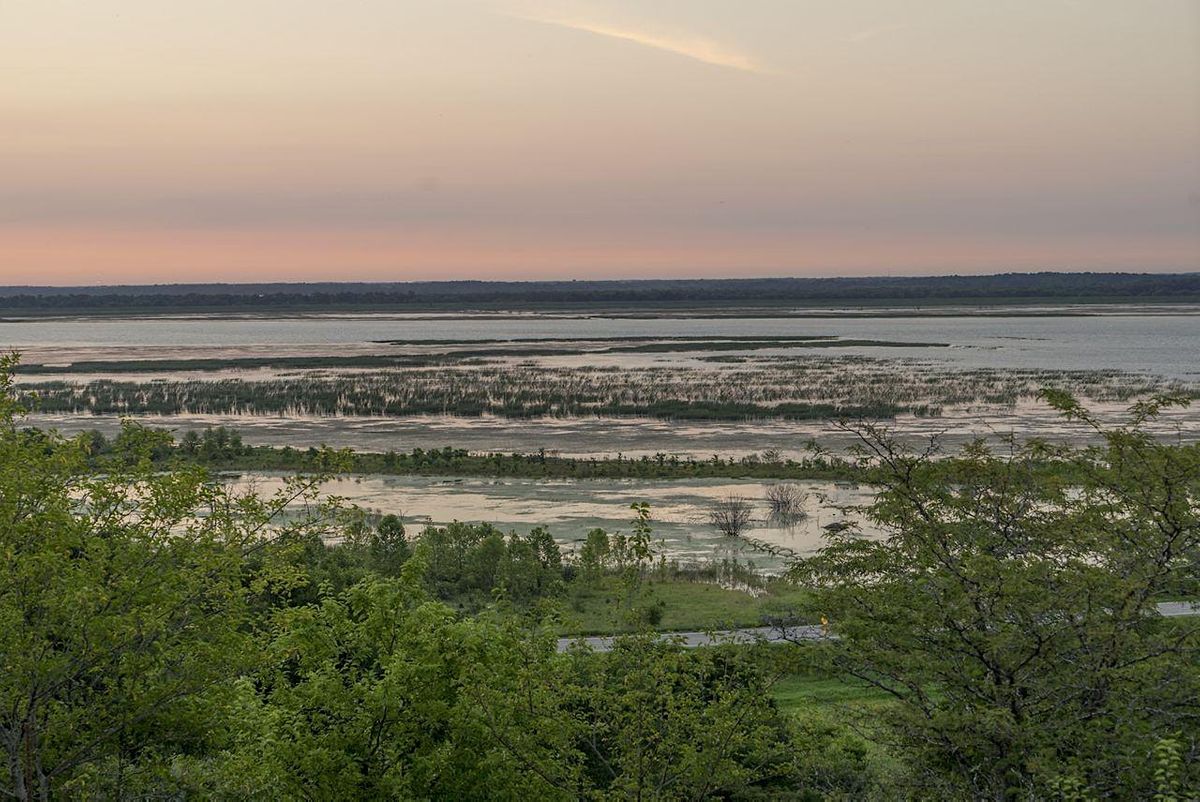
xmin=20 ymin=356 xmax=1194 ymax=421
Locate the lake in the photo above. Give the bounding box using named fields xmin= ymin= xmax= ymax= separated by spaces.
xmin=3 ymin=307 xmax=1199 ymax=377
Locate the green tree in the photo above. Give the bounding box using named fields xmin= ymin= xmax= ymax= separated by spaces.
xmin=500 ymin=527 xmax=564 ymax=604
xmin=187 ymin=566 xmax=581 ymax=799
xmin=179 ymin=428 xmax=201 ymax=455
xmin=579 ymin=527 xmax=612 ymax=582
xmin=546 ymin=636 xmax=800 ymax=798
xmin=469 ymin=528 xmax=507 ymax=593
xmin=0 ymin=355 xmax=346 ymax=800
xmin=370 ymin=513 xmax=410 ymax=575
xmin=217 ymin=565 xmax=806 ymax=800
xmin=794 ymin=395 xmax=1200 ymax=798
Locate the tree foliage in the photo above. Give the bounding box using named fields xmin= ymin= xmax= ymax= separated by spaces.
xmin=0 ymin=356 xmax=348 ymax=800
xmin=794 ymin=395 xmax=1200 ymax=798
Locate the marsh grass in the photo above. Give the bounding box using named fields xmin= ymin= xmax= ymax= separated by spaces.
xmin=19 ymin=354 xmax=1194 ymax=420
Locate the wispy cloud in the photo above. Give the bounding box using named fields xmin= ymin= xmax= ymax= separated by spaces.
xmin=516 ymin=13 xmax=764 ymax=74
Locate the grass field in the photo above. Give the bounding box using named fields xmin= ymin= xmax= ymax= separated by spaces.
xmin=557 ymin=577 xmax=899 ymax=716
xmin=771 ymin=672 xmax=896 ymax=713
xmin=559 ymin=576 xmax=812 ymax=635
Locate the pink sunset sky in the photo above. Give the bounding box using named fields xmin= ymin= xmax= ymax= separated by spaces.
xmin=2 ymin=0 xmax=1198 ymax=285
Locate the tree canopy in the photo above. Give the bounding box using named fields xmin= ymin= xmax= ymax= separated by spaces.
xmin=793 ymin=392 xmax=1200 ymax=798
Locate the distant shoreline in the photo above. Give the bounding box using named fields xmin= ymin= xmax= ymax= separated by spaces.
xmin=2 ymin=272 xmax=1197 ymax=318
xmin=3 ymin=300 xmax=1199 ymax=322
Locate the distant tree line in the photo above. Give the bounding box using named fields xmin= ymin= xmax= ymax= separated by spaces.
xmin=79 ymin=424 xmax=867 ymax=481
xmin=2 ymin=272 xmax=1197 ymax=313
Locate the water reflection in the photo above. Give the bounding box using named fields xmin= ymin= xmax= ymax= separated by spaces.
xmin=226 ymin=473 xmax=881 ymax=574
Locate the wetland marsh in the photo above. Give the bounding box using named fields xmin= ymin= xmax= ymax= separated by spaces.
xmin=7 ymin=305 xmax=1197 ymax=567
xmin=229 ymin=473 xmax=877 ymax=573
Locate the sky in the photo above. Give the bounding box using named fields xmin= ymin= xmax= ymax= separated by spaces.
xmin=1 ymin=0 xmax=1198 ymax=285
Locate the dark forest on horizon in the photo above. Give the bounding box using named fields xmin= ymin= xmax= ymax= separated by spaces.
xmin=2 ymin=272 xmax=1198 ymax=315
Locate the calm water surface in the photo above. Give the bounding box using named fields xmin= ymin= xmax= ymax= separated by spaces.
xmin=230 ymin=473 xmax=879 ymax=573
xmin=3 ymin=310 xmax=1198 ymax=377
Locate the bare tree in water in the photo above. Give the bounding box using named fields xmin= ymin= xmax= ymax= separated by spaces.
xmin=709 ymin=496 xmax=754 ymax=537
xmin=765 ymin=483 xmax=806 ymax=522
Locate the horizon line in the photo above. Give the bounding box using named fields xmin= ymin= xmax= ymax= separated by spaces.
xmin=2 ymin=269 xmax=1198 ymax=292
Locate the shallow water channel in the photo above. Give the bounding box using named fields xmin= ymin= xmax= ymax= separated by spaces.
xmin=227 ymin=473 xmax=881 ymax=574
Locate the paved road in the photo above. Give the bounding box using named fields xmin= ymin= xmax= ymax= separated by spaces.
xmin=1159 ymin=601 xmax=1200 ymax=617
xmin=558 ymin=625 xmax=824 ymax=653
xmin=558 ymin=601 xmax=1199 ymax=653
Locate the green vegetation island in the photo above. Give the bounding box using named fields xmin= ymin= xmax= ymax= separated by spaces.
xmin=3 ymin=350 xmax=1198 ymax=799
xmin=79 ymin=421 xmax=1110 ymax=489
